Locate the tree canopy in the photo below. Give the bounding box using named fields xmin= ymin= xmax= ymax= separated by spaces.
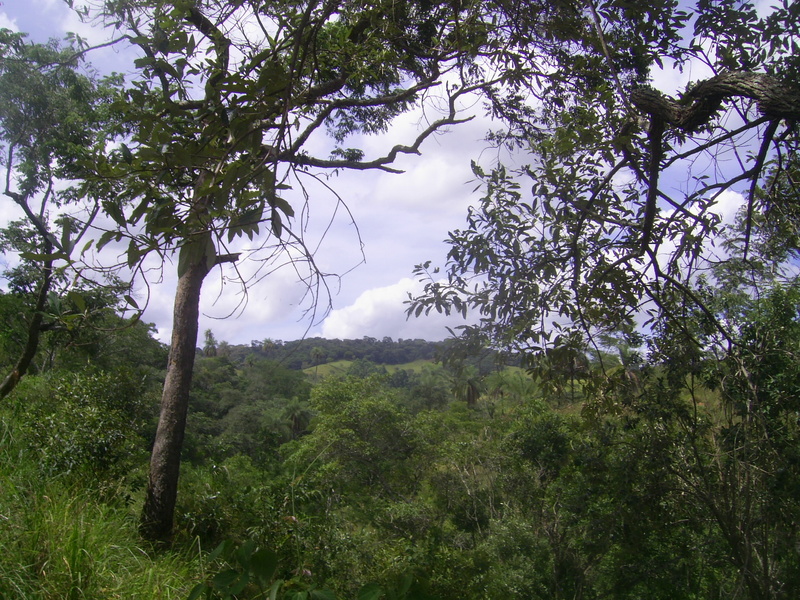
xmin=409 ymin=0 xmax=800 ymax=363
xmin=0 ymin=31 xmax=123 ymax=397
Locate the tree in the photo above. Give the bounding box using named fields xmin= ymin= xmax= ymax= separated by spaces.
xmin=310 ymin=345 xmax=325 ymax=380
xmin=202 ymin=329 xmax=218 ymax=357
xmin=446 ymin=362 xmax=482 ymax=407
xmin=409 ymin=1 xmax=800 ymax=363
xmin=281 ymin=398 xmax=313 ymax=440
xmin=78 ymin=0 xmax=507 ymax=541
xmin=290 ymin=376 xmax=418 ymax=500
xmin=0 ymin=31 xmax=121 ymax=398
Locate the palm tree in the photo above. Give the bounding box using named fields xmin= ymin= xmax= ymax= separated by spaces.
xmin=281 ymin=398 xmax=313 ymax=440
xmin=310 ymin=346 xmax=326 ymax=380
xmin=449 ymin=364 xmax=483 ymax=407
xmin=203 ymin=329 xmax=218 ymax=357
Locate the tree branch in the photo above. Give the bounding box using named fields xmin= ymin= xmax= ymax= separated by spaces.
xmin=0 ymin=238 xmax=53 ymax=400
xmin=631 ymin=72 xmax=800 ymax=133
xmin=283 ymin=78 xmax=442 ymax=159
xmin=641 ymin=116 xmax=665 ymax=253
xmin=743 ymin=119 xmax=780 ymax=260
xmin=291 ymin=113 xmax=474 ymax=173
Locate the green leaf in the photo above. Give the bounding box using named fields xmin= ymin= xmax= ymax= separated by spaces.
xmin=177 ymin=233 xmax=215 ymax=277
xmin=235 ymin=539 xmax=256 ymax=567
xmin=250 ymin=547 xmax=278 ymax=587
xmin=80 ymin=239 xmax=93 ymax=257
xmin=95 ymin=231 xmax=119 ymax=252
xmin=257 ymin=61 xmax=288 ymax=96
xmin=357 ymin=584 xmax=384 ymax=600
xmin=271 ymin=209 xmax=283 ymax=238
xmin=60 ymin=222 xmax=73 ymax=254
xmin=127 ymin=239 xmax=141 ymax=268
xmin=66 ymin=291 xmax=87 ymax=312
xmin=103 ymin=200 xmax=127 ymax=227
xmin=177 ymin=243 xmax=195 ymax=278
xmin=62 ymin=313 xmax=82 ymax=330
xmin=187 ymin=582 xmax=208 ymax=600
xmin=155 ymin=58 xmax=180 ymax=79
xmin=120 ymin=143 xmax=133 ymax=164
xmin=123 ymin=294 xmax=139 ymax=310
xmin=268 ymin=579 xmax=284 ymax=600
xmin=129 ymin=197 xmax=151 ymax=225
xmin=270 ymin=196 xmax=295 ymax=218
xmin=211 ymin=568 xmax=241 ymax=591
xmin=19 ymin=251 xmax=69 ymax=262
xmin=397 ymin=574 xmax=414 ymax=597
xmin=310 ymin=589 xmax=337 ymax=600
xmin=229 ymin=572 xmax=250 ymax=595
xmin=133 ymin=56 xmax=156 ymax=69
xmin=202 ymin=234 xmax=217 ymax=272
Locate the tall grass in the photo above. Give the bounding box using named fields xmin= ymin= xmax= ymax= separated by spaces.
xmin=0 ymin=417 xmax=202 ymax=600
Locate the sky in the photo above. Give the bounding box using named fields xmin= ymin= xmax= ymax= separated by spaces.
xmin=0 ymin=1 xmax=764 ymax=347
xmin=0 ymin=0 xmax=495 ymax=345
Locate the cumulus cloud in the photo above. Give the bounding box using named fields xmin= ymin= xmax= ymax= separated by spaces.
xmin=320 ymin=277 xmax=473 ymax=341
xmin=0 ymin=11 xmax=18 ymax=31
xmin=0 ymin=0 xmax=491 ymax=346
xmin=137 ymin=249 xmax=326 ymax=344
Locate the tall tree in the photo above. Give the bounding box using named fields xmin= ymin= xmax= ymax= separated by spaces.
xmin=80 ymin=0 xmax=509 ymax=541
xmin=409 ymin=1 xmax=800 ymax=363
xmin=202 ymin=328 xmax=218 ymax=357
xmin=0 ymin=31 xmax=121 ymax=398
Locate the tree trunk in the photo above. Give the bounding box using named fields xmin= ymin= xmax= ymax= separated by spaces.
xmin=0 ymin=241 xmax=53 ymax=400
xmin=139 ymin=257 xmax=209 ymax=542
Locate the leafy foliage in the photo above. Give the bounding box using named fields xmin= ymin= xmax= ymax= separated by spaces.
xmin=409 ymin=1 xmax=800 ymax=367
xmin=2 ymin=2 xmax=800 ymax=599
xmin=12 ymin=368 xmax=156 ymax=479
xmin=0 ymin=31 xmax=125 ymax=397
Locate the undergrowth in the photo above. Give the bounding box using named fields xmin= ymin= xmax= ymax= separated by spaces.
xmin=0 ymin=417 xmax=202 ymax=600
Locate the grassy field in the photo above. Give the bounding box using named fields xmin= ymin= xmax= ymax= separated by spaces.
xmin=304 ymin=358 xmax=439 ymax=379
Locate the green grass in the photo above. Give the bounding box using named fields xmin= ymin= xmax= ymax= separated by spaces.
xmin=305 ymin=358 xmax=439 ymax=379
xmin=0 ymin=418 xmax=203 ymax=600
xmin=383 ymin=359 xmax=437 ymax=373
xmin=307 ymin=360 xmax=353 ymax=378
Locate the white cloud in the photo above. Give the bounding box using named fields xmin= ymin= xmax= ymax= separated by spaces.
xmin=0 ymin=0 xmax=493 ymax=345
xmin=712 ymin=189 xmax=745 ymax=226
xmin=135 ymin=247 xmax=323 ymax=344
xmin=0 ymin=11 xmax=18 ymax=31
xmin=650 ymin=56 xmax=715 ymax=97
xmin=320 ymin=277 xmax=473 ymax=341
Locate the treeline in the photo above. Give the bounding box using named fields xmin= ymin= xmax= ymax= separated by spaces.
xmin=210 ymin=336 xmax=482 ymax=370
xmin=183 ymin=345 xmax=500 ymax=467
xmin=239 ymin=336 xmax=441 ymax=368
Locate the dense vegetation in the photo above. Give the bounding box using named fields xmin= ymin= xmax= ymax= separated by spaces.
xmin=2 ymin=0 xmax=800 ymax=598
xmin=217 ymin=337 xmax=447 ymax=371
xmin=3 ymin=279 xmax=800 ymax=598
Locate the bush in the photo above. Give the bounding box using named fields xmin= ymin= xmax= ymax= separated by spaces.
xmin=11 ymin=368 xmax=154 ymax=479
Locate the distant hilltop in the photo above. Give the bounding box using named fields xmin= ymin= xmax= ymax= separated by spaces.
xmin=202 ymin=336 xmax=449 ymax=371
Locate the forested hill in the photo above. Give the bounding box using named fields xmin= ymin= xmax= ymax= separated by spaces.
xmin=214 ymin=336 xmax=452 ymax=370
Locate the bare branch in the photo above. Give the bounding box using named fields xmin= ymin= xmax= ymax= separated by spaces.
xmin=743 ymin=119 xmax=780 ymax=260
